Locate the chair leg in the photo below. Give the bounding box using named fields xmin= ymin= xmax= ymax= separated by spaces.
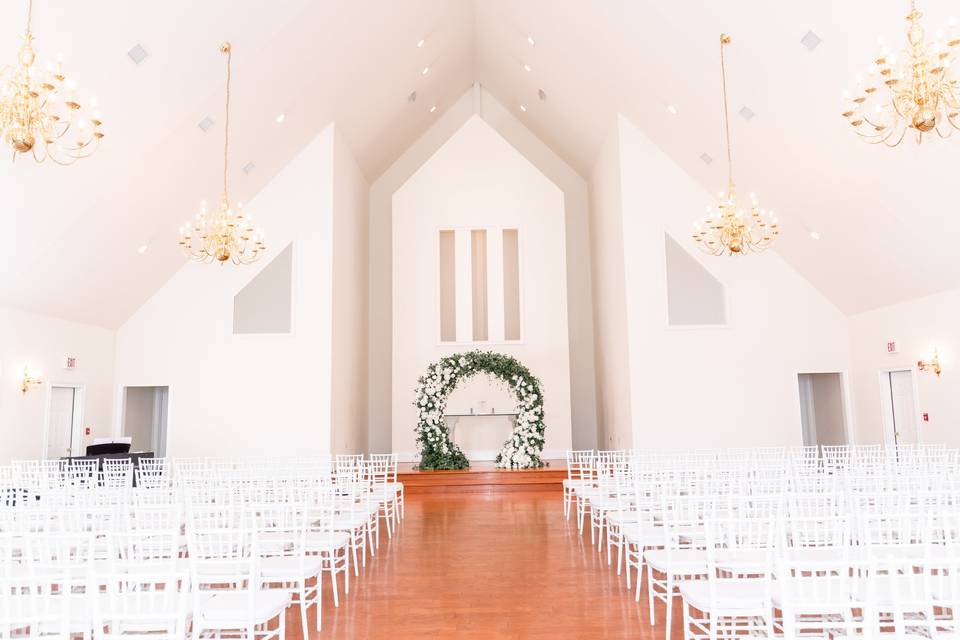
xmin=646 ymin=564 xmax=656 ymax=623
xmin=344 ymin=547 xmax=351 ymax=594
xmin=316 ymin=568 xmax=323 ymax=632
xmin=665 ymin=576 xmax=674 ymax=640
xmin=298 ymin=583 xmax=308 ymax=640
xmin=330 ymin=563 xmax=340 ymax=608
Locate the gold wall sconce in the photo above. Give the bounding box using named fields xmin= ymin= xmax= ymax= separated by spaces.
xmin=918 ymin=349 xmax=942 ymax=377
xmin=20 ymin=367 xmax=42 ymax=393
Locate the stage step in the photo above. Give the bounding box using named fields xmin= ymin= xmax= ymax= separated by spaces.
xmin=398 ymin=460 xmax=565 ymax=494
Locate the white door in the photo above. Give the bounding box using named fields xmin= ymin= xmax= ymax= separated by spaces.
xmin=888 ymin=370 xmax=918 ymax=445
xmin=46 ymin=387 xmax=77 ymax=458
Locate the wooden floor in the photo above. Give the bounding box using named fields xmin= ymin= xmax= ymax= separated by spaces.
xmin=288 ymin=491 xmax=680 ymax=640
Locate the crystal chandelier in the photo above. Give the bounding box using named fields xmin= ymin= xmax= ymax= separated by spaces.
xmin=693 ymin=34 xmax=778 ymax=256
xmin=843 ymin=1 xmax=960 ymax=145
xmin=0 ymin=0 xmax=103 ymax=164
xmin=179 ymin=43 xmax=265 ymax=265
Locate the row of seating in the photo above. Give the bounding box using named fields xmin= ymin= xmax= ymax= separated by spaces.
xmin=1 ymin=454 xmax=404 ymax=639
xmin=563 ymin=444 xmax=960 ymax=639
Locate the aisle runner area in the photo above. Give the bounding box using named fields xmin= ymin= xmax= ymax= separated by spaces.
xmin=308 ymin=492 xmax=671 ymax=640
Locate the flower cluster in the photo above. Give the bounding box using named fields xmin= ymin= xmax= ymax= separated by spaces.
xmin=412 ymin=351 xmax=546 ymax=470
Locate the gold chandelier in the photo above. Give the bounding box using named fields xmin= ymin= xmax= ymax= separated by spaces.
xmin=0 ymin=0 xmax=103 ymax=164
xmin=178 ymin=43 xmax=265 ymax=265
xmin=693 ymin=34 xmax=778 ymax=256
xmin=843 ymin=1 xmax=960 ymax=145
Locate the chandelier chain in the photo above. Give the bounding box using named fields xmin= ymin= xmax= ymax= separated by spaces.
xmin=25 ymin=0 xmax=32 ymax=34
xmin=720 ymin=34 xmax=733 ymax=188
xmin=222 ymin=43 xmax=231 ymax=198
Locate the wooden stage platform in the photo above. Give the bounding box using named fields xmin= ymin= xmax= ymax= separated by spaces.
xmin=398 ymin=460 xmax=566 ymax=494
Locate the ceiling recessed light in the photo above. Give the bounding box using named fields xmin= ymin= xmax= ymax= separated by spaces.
xmin=275 ymin=113 xmax=285 ymax=124
xmin=809 ymin=230 xmax=821 ymax=240
xmin=738 ymin=105 xmax=755 ymax=122
xmin=417 ymin=38 xmax=425 ymax=48
xmin=667 ymin=104 xmax=677 ymax=115
xmin=538 ymin=88 xmax=547 ymax=101
xmin=527 ymin=36 xmax=536 ymax=46
xmin=520 ymin=104 xmax=527 ymax=112
xmin=421 ymin=66 xmax=430 ymax=76
xmin=242 ymin=161 xmax=256 ymax=175
xmin=429 ymin=105 xmax=437 ymax=113
xmin=700 ymin=152 xmax=713 ymax=165
xmin=137 ymin=244 xmax=148 ymax=254
xmin=408 ymin=90 xmax=417 ymax=104
xmin=523 ymin=63 xmax=532 ymax=72
xmin=127 ymin=44 xmax=149 ymax=65
xmin=197 ymin=116 xmax=215 ymax=132
xmin=800 ymin=30 xmax=822 ymax=52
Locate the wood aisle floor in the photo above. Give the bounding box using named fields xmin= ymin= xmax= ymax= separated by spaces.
xmin=288 ymin=491 xmax=681 ymax=640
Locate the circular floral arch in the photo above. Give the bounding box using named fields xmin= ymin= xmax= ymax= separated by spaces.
xmin=414 ymin=351 xmax=546 ymax=470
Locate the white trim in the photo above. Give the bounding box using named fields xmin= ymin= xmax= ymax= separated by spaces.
xmin=41 ymin=383 xmax=85 ymax=459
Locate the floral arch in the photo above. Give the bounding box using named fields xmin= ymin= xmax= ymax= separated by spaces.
xmin=413 ymin=351 xmax=546 ymax=470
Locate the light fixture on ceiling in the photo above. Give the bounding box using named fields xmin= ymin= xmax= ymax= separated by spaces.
xmin=809 ymin=230 xmax=821 ymax=240
xmin=421 ymin=66 xmax=430 ymax=76
xmin=523 ymin=63 xmax=532 ymax=72
xmin=198 ymin=116 xmax=215 ymax=132
xmin=128 ymin=43 xmax=149 ymax=65
xmin=520 ymin=104 xmax=527 ymax=112
xmin=178 ymin=43 xmax=265 ymax=265
xmin=0 ymin=0 xmax=104 ymax=164
xmin=800 ymin=30 xmax=822 ymax=52
xmin=527 ymin=36 xmax=536 ymax=46
xmin=667 ymin=104 xmax=678 ymax=115
xmin=242 ymin=161 xmax=255 ymax=175
xmin=700 ymin=152 xmax=713 ymax=165
xmin=417 ymin=38 xmax=425 ymax=48
xmin=275 ymin=113 xmax=285 ymax=124
xmin=137 ymin=244 xmax=148 ymax=254
xmin=738 ymin=105 xmax=755 ymax=122
xmin=692 ymin=34 xmax=779 ymax=256
xmin=843 ymin=1 xmax=960 ymax=145
xmin=429 ymin=105 xmax=437 ymax=113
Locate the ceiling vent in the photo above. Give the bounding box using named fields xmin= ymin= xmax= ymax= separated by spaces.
xmin=700 ymin=152 xmax=713 ymax=165
xmin=197 ymin=116 xmax=215 ymax=132
xmin=738 ymin=105 xmax=755 ymax=122
xmin=127 ymin=44 xmax=149 ymax=65
xmin=800 ymin=30 xmax=822 ymax=52
xmin=242 ymin=161 xmax=256 ymax=175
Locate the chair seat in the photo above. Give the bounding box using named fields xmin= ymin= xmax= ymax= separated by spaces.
xmin=196 ymin=591 xmax=289 ymax=629
xmin=607 ymin=512 xmax=638 ymax=526
xmin=680 ymin=578 xmax=769 ymax=612
xmin=260 ymin=556 xmax=324 ymax=580
xmin=772 ymin=577 xmax=854 ymax=609
xmin=305 ymin=531 xmax=351 ymax=552
xmin=623 ymin=523 xmax=660 ymax=545
xmin=645 ymin=549 xmax=708 ymax=575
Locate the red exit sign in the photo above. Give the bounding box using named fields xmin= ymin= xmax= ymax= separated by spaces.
xmin=886 ymin=341 xmax=898 ymax=354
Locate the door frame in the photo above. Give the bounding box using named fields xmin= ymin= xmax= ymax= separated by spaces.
xmin=877 ymin=366 xmax=922 ymax=445
xmin=796 ymin=371 xmax=856 ymax=447
xmin=40 ymin=383 xmax=86 ymax=459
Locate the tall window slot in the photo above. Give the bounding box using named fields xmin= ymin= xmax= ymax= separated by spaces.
xmin=471 ymin=229 xmax=489 ymax=341
xmin=438 ymin=230 xmax=457 ymax=342
xmin=502 ymin=228 xmax=521 ymax=340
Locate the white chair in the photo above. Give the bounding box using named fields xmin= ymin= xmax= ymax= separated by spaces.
xmin=305 ymin=486 xmax=351 ymax=631
xmin=94 ymin=572 xmax=190 ymax=640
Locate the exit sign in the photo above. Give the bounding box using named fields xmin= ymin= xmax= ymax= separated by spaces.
xmin=886 ymin=341 xmax=898 ymax=354
xmin=64 ymin=356 xmax=77 ymax=369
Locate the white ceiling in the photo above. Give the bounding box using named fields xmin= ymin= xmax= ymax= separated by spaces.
xmin=1 ymin=0 xmax=957 ymax=327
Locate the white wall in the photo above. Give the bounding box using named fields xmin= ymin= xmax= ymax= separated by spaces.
xmin=848 ymin=288 xmax=960 ymax=446
xmin=0 ymin=306 xmax=115 ymax=463
xmin=114 ymin=125 xmax=338 ymax=458
xmin=122 ymin=386 xmax=155 ymax=452
xmin=330 ymin=128 xmax=370 ymax=455
xmin=391 ymin=115 xmax=573 ymax=460
xmin=369 ymin=84 xmax=599 ymax=454
xmin=611 ymin=115 xmax=853 ymax=449
xmin=588 ymin=125 xmax=634 ymax=450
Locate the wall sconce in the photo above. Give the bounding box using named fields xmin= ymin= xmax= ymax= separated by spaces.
xmin=20 ymin=367 xmax=42 ymax=393
xmin=918 ymin=349 xmax=942 ymax=377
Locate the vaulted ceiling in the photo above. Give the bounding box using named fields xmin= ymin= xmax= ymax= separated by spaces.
xmin=1 ymin=0 xmax=956 ymax=327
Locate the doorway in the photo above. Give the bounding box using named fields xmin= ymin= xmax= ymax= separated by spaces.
xmin=797 ymin=373 xmax=849 ymax=447
xmin=45 ymin=385 xmax=84 ymax=458
xmin=122 ymin=386 xmax=169 ymax=456
xmin=879 ymin=369 xmax=919 ymax=445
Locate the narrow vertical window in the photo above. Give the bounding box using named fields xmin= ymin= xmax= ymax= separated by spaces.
xmin=471 ymin=229 xmax=489 ymax=341
xmin=502 ymin=228 xmax=521 ymax=340
xmin=439 ymin=230 xmax=457 ymax=342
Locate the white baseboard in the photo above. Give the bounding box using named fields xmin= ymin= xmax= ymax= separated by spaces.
xmin=396 ymin=449 xmax=566 ymax=464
